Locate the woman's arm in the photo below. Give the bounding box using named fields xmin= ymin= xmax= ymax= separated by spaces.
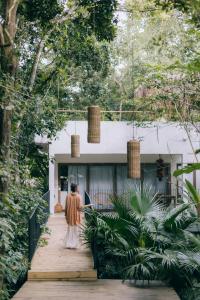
xmin=77 ymin=195 xmax=82 ymax=210
xmin=65 ymin=195 xmax=68 ymax=217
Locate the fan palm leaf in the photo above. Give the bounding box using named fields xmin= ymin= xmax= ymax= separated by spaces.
xmin=163 ymin=203 xmax=190 ymax=231
xmin=183 ymin=230 xmax=200 ymax=250
xmin=185 ymin=180 xmax=200 ymax=204
xmin=129 ymin=184 xmax=164 ymax=218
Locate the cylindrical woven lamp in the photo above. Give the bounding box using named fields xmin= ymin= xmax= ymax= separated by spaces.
xmin=71 ymin=135 xmax=80 ymax=158
xmin=87 ymin=106 xmax=101 ymax=143
xmin=127 ymin=139 xmax=141 ymax=179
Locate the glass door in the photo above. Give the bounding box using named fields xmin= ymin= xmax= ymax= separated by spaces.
xmin=89 ymin=165 xmax=114 ymax=209
xmin=68 ymin=165 xmax=87 ymax=205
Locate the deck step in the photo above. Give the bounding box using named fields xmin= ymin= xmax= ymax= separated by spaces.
xmin=28 ymin=269 xmax=97 ymax=281
xmin=12 ymin=280 xmax=179 ymax=300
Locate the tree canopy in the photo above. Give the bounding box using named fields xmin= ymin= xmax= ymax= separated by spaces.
xmin=0 ymin=0 xmax=200 ymax=298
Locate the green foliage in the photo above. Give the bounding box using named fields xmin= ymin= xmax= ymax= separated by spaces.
xmin=173 ymin=163 xmax=200 ymax=177
xmin=90 ymin=0 xmax=200 ymax=122
xmin=74 ymin=0 xmax=117 ymax=41
xmin=0 ymin=184 xmax=48 ymax=299
xmin=0 ymin=1 xmax=119 ymax=298
xmin=19 ymin=0 xmax=62 ymax=25
xmin=84 ymin=184 xmax=200 ymax=299
xmin=129 ymin=185 xmax=162 ymax=217
xmin=185 ymin=180 xmax=200 ymax=205
xmin=155 ymin=0 xmax=200 ymax=28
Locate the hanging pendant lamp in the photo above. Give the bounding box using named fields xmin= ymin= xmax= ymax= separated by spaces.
xmin=87 ymin=106 xmax=101 ymax=143
xmin=156 ymin=156 xmax=164 ymax=181
xmin=71 ymin=135 xmax=80 ymax=158
xmin=127 ymin=139 xmax=141 ymax=179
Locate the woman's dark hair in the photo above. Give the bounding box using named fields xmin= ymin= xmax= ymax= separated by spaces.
xmin=71 ymin=183 xmax=77 ymax=193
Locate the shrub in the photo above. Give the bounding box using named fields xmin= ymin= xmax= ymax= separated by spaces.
xmin=0 ymin=184 xmax=48 ymax=299
xmin=84 ymin=185 xmax=200 ymax=299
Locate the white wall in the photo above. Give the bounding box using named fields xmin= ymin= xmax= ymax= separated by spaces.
xmin=42 ymin=121 xmax=200 ymax=213
xmin=48 ymin=121 xmax=200 ymax=162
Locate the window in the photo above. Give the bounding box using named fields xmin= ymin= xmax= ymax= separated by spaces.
xmin=59 ymin=164 xmax=68 ymax=191
xmin=89 ymin=165 xmax=114 ymax=192
xmin=116 ymin=165 xmax=137 ymax=193
xmin=68 ymin=165 xmax=87 ymax=199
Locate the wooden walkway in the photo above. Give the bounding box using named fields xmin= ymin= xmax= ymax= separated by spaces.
xmin=12 ymin=213 xmax=179 ymax=300
xmin=28 ymin=213 xmax=97 ymax=280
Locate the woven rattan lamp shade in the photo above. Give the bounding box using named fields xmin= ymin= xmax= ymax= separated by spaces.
xmin=127 ymin=139 xmax=141 ymax=179
xmin=71 ymin=135 xmax=80 ymax=158
xmin=87 ymin=106 xmax=101 ymax=143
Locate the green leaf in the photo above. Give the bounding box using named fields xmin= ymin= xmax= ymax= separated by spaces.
xmin=185 ymin=179 xmax=200 ymax=204
xmin=173 ymin=163 xmax=200 ymax=177
xmin=195 ymin=149 xmax=200 ymax=154
xmin=163 ymin=203 xmax=190 ymax=231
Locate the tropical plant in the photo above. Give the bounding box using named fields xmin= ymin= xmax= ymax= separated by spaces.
xmin=185 ymin=180 xmax=200 ymax=216
xmin=84 ymin=184 xmax=200 ymax=299
xmin=0 ymin=184 xmax=48 ymax=299
xmin=173 ymin=164 xmax=200 ymax=177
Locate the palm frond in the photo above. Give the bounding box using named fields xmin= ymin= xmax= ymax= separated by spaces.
xmin=184 ymin=231 xmax=200 ymax=250
xmin=185 ymin=180 xmax=200 ymax=204
xmin=129 ymin=184 xmax=164 ymax=218
xmin=177 ymin=251 xmax=200 ymax=274
xmin=112 ymin=196 xmax=131 ymax=219
xmin=125 ymin=256 xmax=157 ymax=280
xmin=83 ymin=183 xmax=200 ymax=289
xmin=163 ymin=203 xmax=190 ymax=231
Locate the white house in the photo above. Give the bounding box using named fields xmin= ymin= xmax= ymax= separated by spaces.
xmin=36 ymin=121 xmax=200 ymax=214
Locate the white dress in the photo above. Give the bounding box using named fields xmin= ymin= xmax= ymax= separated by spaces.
xmin=65 ymin=225 xmax=80 ymax=249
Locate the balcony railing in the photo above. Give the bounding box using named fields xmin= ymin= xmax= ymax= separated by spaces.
xmin=87 ymin=189 xmax=180 ymax=211
xmin=28 ymin=191 xmax=50 ymax=263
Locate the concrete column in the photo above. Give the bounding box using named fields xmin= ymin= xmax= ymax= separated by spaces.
xmin=170 ymin=155 xmax=182 ymax=197
xmin=49 ymin=158 xmax=55 ymax=214
xmin=55 ymin=161 xmax=59 ymax=205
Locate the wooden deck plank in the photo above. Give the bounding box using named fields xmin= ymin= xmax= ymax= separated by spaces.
xmin=12 ymin=280 xmax=179 ymax=300
xmin=28 ymin=270 xmax=97 ymax=280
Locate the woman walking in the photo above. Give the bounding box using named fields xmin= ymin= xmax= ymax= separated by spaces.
xmin=65 ymin=183 xmax=82 ymax=249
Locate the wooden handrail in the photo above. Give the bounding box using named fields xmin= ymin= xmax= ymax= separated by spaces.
xmin=57 ymin=109 xmax=153 ymax=113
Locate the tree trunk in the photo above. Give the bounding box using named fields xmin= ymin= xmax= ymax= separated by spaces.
xmin=0 ymin=107 xmax=12 ymax=196
xmin=0 ymin=0 xmax=19 ymax=201
xmin=29 ymin=39 xmax=45 ymax=91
